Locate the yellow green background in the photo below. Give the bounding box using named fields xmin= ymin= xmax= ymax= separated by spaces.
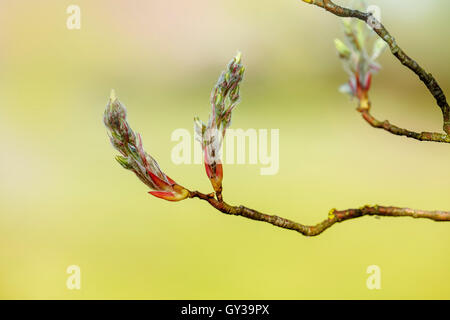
xmin=0 ymin=0 xmax=449 ymax=299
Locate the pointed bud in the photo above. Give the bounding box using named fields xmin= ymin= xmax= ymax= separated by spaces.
xmin=235 ymin=51 xmax=242 ymax=64
xmin=115 ymin=155 xmax=132 ymax=169
xmin=196 ymin=53 xmax=245 ymax=195
xmin=149 ymin=185 xmax=189 ymax=202
xmin=110 ymin=89 xmax=117 ymax=102
xmin=334 ymin=39 xmax=351 ymax=59
xmin=104 ymin=91 xmax=190 ymax=202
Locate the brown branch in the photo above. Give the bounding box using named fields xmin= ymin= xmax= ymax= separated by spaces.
xmin=303 ymin=0 xmax=450 ymax=135
xmin=356 ymin=94 xmax=450 ymax=143
xmin=188 ymin=191 xmax=450 ymax=237
xmin=359 ymin=108 xmax=450 ymax=143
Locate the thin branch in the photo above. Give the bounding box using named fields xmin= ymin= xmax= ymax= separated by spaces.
xmin=303 ymin=0 xmax=450 ymax=134
xmin=356 ymin=95 xmax=450 ymax=143
xmin=359 ymin=108 xmax=450 ymax=143
xmin=188 ymin=191 xmax=450 ymax=237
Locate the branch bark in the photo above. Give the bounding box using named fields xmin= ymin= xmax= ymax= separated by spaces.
xmin=359 ymin=108 xmax=450 ymax=143
xmin=304 ymin=0 xmax=450 ymax=135
xmin=188 ymin=191 xmax=450 ymax=237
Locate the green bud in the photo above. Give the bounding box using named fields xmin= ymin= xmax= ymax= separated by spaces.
xmin=115 ymin=155 xmax=132 ymax=169
xmin=235 ymin=51 xmax=242 ymax=64
xmin=215 ymin=93 xmax=223 ymax=105
xmin=334 ymin=39 xmax=351 ymax=59
xmin=342 ymin=18 xmax=352 ymax=33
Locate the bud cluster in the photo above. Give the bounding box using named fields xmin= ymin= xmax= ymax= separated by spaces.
xmin=334 ymin=3 xmax=387 ymax=103
xmin=104 ymin=90 xmax=189 ymax=201
xmin=194 ymin=53 xmax=245 ymax=194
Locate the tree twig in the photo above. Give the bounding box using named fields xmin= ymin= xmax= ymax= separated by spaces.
xmin=303 ymin=0 xmax=450 ymax=134
xmin=188 ymin=191 xmax=450 ymax=237
xmin=359 ymin=108 xmax=450 ymax=143
xmin=356 ymin=93 xmax=450 ymax=143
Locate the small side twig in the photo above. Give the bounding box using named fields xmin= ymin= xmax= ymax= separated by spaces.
xmin=359 ymin=108 xmax=450 ymax=143
xmin=356 ymin=95 xmax=450 ymax=143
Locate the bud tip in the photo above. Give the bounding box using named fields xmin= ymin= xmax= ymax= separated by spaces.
xmin=235 ymin=51 xmax=242 ymax=64
xmin=110 ymin=89 xmax=117 ymax=102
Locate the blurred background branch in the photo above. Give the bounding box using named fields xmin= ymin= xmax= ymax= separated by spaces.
xmin=304 ymin=0 xmax=450 ymax=136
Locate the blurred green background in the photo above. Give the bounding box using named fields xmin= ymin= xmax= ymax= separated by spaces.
xmin=0 ymin=0 xmax=449 ymax=299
